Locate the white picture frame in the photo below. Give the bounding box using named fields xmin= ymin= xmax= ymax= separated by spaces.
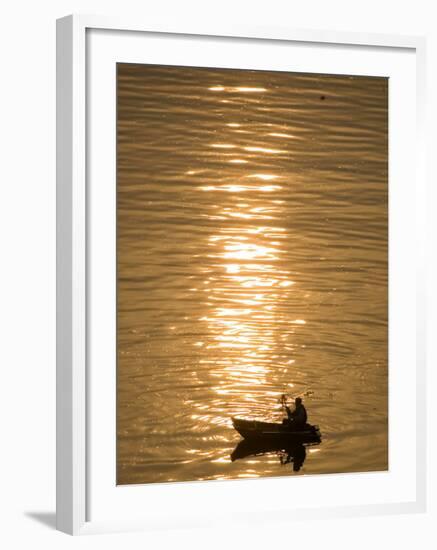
xmin=56 ymin=14 xmax=427 ymax=535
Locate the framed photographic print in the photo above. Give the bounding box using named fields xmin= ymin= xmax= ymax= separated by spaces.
xmin=56 ymin=14 xmax=427 ymax=535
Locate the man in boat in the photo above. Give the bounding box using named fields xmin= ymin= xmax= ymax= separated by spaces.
xmin=283 ymin=396 xmax=307 ymax=429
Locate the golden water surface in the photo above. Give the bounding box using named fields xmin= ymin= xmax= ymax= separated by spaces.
xmin=116 ymin=64 xmax=388 ymax=485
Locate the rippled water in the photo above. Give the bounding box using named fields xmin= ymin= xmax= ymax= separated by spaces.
xmin=116 ymin=64 xmax=388 ymax=485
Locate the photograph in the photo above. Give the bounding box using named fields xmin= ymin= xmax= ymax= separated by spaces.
xmin=116 ymin=63 xmax=388 ymax=485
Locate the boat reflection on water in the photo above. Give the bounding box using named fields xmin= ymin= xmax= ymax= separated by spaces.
xmin=230 ymin=415 xmax=322 ymax=473
xmin=231 ymin=437 xmax=320 ymax=473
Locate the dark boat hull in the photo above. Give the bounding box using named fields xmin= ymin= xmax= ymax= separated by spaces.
xmin=232 ymin=417 xmax=321 ymax=443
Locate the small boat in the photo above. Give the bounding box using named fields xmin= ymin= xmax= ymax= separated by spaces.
xmin=232 ymin=417 xmax=321 ymax=443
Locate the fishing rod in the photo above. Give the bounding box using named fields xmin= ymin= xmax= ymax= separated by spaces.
xmin=279 ymin=393 xmax=293 ymax=415
xmin=279 ymin=392 xmax=299 ymax=408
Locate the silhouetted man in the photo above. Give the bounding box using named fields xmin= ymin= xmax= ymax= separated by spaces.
xmin=285 ymin=397 xmax=307 ymax=429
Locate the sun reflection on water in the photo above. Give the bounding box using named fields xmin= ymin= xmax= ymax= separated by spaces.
xmin=208 ymin=86 xmax=268 ymax=93
xmin=196 ymin=163 xmax=304 ymax=420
